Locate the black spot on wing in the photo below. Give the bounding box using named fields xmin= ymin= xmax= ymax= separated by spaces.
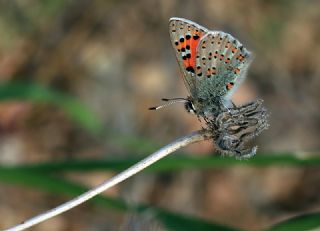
xmin=186 ymin=66 xmax=195 ymax=73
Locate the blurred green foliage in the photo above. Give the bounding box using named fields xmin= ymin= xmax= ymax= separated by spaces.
xmin=0 ymin=167 xmax=238 ymax=231
xmin=0 ymin=82 xmax=102 ymax=133
xmin=0 ymin=153 xmax=319 ymax=230
xmin=5 ymin=154 xmax=320 ymax=173
xmin=266 ymin=212 xmax=320 ymax=231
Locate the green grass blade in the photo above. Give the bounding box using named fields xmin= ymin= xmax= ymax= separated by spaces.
xmin=0 ymin=82 xmax=102 ymax=133
xmin=157 ymin=208 xmax=240 ymax=231
xmin=266 ymin=212 xmax=320 ymax=231
xmin=7 ymin=154 xmax=320 ymax=174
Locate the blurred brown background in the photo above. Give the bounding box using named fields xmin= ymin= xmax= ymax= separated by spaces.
xmin=0 ymin=0 xmax=319 ymax=230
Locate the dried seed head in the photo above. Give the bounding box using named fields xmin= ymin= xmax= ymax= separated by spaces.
xmin=206 ymin=99 xmax=269 ymax=159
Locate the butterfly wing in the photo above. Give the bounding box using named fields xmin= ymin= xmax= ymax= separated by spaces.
xmin=169 ymin=18 xmax=208 ymax=96
xmin=194 ymin=31 xmax=252 ymax=102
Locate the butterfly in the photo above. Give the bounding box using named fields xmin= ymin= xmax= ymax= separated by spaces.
xmin=150 ymin=17 xmax=253 ymax=120
xmin=150 ymin=18 xmax=268 ymax=159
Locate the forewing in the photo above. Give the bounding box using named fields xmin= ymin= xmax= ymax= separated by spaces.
xmin=195 ymin=31 xmax=252 ymax=100
xmin=169 ymin=18 xmax=208 ymax=95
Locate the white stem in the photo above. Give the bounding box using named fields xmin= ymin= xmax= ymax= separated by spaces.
xmin=4 ymin=130 xmax=210 ymax=231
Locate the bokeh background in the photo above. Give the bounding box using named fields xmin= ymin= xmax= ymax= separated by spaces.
xmin=0 ymin=0 xmax=319 ymax=230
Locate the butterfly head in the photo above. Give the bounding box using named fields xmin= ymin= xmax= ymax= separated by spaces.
xmin=184 ymin=99 xmax=197 ymax=114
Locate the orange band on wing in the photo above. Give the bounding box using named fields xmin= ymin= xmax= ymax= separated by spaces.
xmin=181 ymin=32 xmax=203 ymax=73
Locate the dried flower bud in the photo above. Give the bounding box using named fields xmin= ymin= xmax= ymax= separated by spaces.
xmin=207 ymin=99 xmax=269 ymax=159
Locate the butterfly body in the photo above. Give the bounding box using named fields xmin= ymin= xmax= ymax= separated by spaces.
xmin=169 ymin=17 xmax=252 ymax=118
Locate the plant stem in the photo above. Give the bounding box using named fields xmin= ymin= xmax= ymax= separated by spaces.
xmin=4 ymin=129 xmax=211 ymax=231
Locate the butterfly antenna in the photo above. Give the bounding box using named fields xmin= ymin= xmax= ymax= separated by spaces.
xmin=149 ymin=98 xmax=188 ymax=110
